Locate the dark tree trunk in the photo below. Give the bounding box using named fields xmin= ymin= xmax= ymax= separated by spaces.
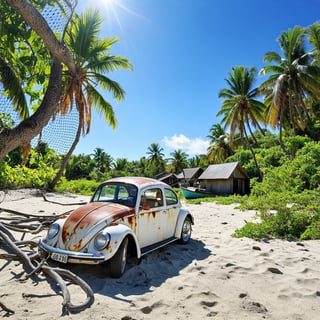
xmin=0 ymin=1 xmax=77 ymax=161
xmin=7 ymin=0 xmax=76 ymax=73
xmin=243 ymin=123 xmax=263 ymax=182
xmin=0 ymin=60 xmax=62 ymax=161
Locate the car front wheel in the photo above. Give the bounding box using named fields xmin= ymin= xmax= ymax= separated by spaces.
xmin=179 ymin=216 xmax=192 ymax=244
xmin=109 ymin=236 xmax=128 ymax=278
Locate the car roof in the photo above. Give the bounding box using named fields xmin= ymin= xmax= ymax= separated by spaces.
xmin=103 ymin=176 xmax=169 ymax=189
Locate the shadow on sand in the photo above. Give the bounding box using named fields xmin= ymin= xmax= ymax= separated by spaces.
xmin=65 ymin=239 xmax=211 ymax=302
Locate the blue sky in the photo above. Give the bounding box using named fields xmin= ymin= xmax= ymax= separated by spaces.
xmin=74 ymin=0 xmax=320 ymax=161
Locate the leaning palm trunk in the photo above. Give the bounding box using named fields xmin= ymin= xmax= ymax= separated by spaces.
xmin=48 ymin=117 xmax=81 ymax=190
xmin=279 ymin=108 xmax=285 ymax=152
xmin=0 ymin=61 xmax=62 ymax=161
xmin=243 ymin=124 xmax=263 ymax=182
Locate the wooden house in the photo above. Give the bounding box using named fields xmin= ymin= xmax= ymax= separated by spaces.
xmin=198 ymin=162 xmax=250 ymax=195
xmin=179 ymin=167 xmax=204 ymax=187
xmin=155 ymin=172 xmax=179 ymax=187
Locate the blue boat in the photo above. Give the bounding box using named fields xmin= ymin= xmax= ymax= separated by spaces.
xmin=180 ymin=186 xmax=214 ymax=199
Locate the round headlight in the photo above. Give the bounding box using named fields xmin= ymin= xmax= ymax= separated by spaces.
xmin=94 ymin=233 xmax=111 ymax=251
xmin=47 ymin=223 xmax=60 ymax=239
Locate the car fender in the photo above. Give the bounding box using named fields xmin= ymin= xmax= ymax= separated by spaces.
xmin=174 ymin=208 xmax=194 ymax=238
xmin=92 ymin=224 xmax=141 ymax=260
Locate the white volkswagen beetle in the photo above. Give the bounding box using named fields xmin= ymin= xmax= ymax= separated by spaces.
xmin=39 ymin=177 xmax=194 ymax=277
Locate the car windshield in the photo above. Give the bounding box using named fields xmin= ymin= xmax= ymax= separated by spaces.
xmin=91 ymin=182 xmax=138 ymax=207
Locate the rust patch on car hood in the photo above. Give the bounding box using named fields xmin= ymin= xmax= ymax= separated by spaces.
xmin=62 ymin=202 xmax=134 ymax=251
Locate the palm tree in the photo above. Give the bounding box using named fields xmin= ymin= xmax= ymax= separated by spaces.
xmin=146 ymin=143 xmax=165 ymax=175
xmin=207 ymin=123 xmax=233 ymax=163
xmin=168 ymin=149 xmax=188 ymax=173
xmin=92 ymin=147 xmax=113 ymax=176
xmin=188 ymin=155 xmax=208 ymax=168
xmin=217 ymin=66 xmax=266 ymax=180
xmin=259 ymin=26 xmax=320 ymax=150
xmin=113 ymin=158 xmax=129 ymax=171
xmin=188 ymin=155 xmax=201 ymax=168
xmin=49 ymin=9 xmax=132 ymax=189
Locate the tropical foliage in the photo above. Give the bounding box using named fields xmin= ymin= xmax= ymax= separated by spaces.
xmin=217 ymin=66 xmax=266 ymax=180
xmin=2 ymin=3 xmax=320 ymax=241
xmin=49 ymin=9 xmax=132 ymax=188
xmin=259 ymin=26 xmax=320 ymax=150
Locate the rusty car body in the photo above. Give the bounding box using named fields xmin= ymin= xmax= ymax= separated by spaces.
xmin=39 ymin=177 xmax=194 ymax=277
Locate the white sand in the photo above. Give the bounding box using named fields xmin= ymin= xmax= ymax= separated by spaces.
xmin=0 ymin=189 xmax=319 ymax=319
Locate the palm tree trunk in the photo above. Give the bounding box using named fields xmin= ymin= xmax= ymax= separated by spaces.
xmin=243 ymin=124 xmax=263 ymax=182
xmin=279 ymin=109 xmax=285 ymax=152
xmin=288 ymin=82 xmax=297 ymax=135
xmin=245 ymin=114 xmax=258 ymax=146
xmin=48 ymin=117 xmax=81 ymax=190
xmin=0 ymin=60 xmax=62 ymax=161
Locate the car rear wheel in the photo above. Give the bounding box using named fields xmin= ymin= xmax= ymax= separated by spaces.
xmin=179 ymin=216 xmax=192 ymax=244
xmin=109 ymin=236 xmax=128 ymax=278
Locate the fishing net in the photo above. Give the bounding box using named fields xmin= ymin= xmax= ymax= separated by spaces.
xmin=0 ymin=0 xmax=78 ymax=155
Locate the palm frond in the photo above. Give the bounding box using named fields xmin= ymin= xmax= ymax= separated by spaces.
xmin=0 ymin=56 xmax=29 ymax=119
xmin=86 ymin=84 xmax=117 ymax=129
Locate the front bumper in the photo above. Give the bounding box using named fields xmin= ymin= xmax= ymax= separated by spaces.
xmin=38 ymin=239 xmax=106 ymax=265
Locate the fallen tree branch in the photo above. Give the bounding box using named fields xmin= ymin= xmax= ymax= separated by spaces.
xmin=0 ymin=224 xmax=39 ymax=274
xmin=41 ymin=192 xmax=87 ymax=206
xmin=0 ymin=219 xmax=95 ymax=314
xmin=0 ymin=206 xmax=70 ymax=219
xmin=0 ymin=301 xmax=15 ymax=315
xmin=42 ymin=266 xmax=94 ymax=313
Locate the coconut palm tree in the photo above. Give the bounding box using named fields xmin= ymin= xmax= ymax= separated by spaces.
xmin=207 ymin=123 xmax=233 ymax=164
xmin=259 ymin=26 xmax=320 ymax=150
xmin=217 ymin=66 xmax=266 ymax=180
xmin=168 ymin=149 xmax=188 ymax=173
xmin=146 ymin=143 xmax=165 ymax=175
xmin=92 ymin=147 xmax=113 ymax=176
xmin=49 ymin=9 xmax=132 ymax=189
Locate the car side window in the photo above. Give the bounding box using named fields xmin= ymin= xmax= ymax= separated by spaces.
xmin=118 ymin=186 xmax=129 ymax=198
xmin=93 ymin=185 xmax=116 ymax=201
xmin=140 ymin=188 xmax=163 ymax=209
xmin=164 ymin=188 xmax=178 ymax=205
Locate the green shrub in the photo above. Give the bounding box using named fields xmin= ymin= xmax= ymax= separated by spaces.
xmin=55 ymin=178 xmax=99 ymax=195
xmin=268 ymin=209 xmax=311 ymax=239
xmin=284 ymin=135 xmax=311 ymax=159
xmin=300 ymin=221 xmax=320 ymax=240
xmin=233 ymin=221 xmax=272 ymax=240
xmin=0 ymin=162 xmax=56 ymax=189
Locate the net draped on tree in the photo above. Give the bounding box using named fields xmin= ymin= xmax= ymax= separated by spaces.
xmin=0 ymin=0 xmax=78 ymax=155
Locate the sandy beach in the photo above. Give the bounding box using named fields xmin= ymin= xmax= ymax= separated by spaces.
xmin=0 ymin=189 xmax=319 ymax=319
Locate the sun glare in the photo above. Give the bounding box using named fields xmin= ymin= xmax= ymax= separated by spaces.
xmin=95 ymin=0 xmax=146 ymax=25
xmin=94 ymin=0 xmax=137 ymax=34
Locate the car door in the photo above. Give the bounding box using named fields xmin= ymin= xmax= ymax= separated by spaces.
xmin=162 ymin=187 xmax=180 ymax=237
xmin=137 ymin=187 xmax=167 ymax=248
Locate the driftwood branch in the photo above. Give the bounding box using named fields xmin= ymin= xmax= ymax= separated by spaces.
xmin=41 ymin=192 xmax=87 ymax=206
xmin=0 ymin=213 xmax=94 ymax=314
xmin=0 ymin=301 xmax=15 ymax=315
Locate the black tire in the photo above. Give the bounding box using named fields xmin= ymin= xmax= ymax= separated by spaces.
xmin=109 ymin=236 xmax=129 ymax=278
xmin=179 ymin=216 xmax=192 ymax=244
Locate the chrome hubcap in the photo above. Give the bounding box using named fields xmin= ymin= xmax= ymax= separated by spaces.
xmin=182 ymin=220 xmax=191 ymax=242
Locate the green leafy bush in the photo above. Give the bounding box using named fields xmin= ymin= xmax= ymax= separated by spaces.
xmin=300 ymin=221 xmax=320 ymax=240
xmin=55 ymin=178 xmax=99 ymax=195
xmin=0 ymin=161 xmax=56 ymax=189
xmin=236 ymin=188 xmax=320 ymax=240
xmin=233 ymin=221 xmax=272 ymax=240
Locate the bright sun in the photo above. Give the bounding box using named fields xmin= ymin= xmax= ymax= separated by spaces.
xmin=94 ymin=0 xmax=146 ymax=33
xmin=95 ymin=0 xmax=142 ymax=19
